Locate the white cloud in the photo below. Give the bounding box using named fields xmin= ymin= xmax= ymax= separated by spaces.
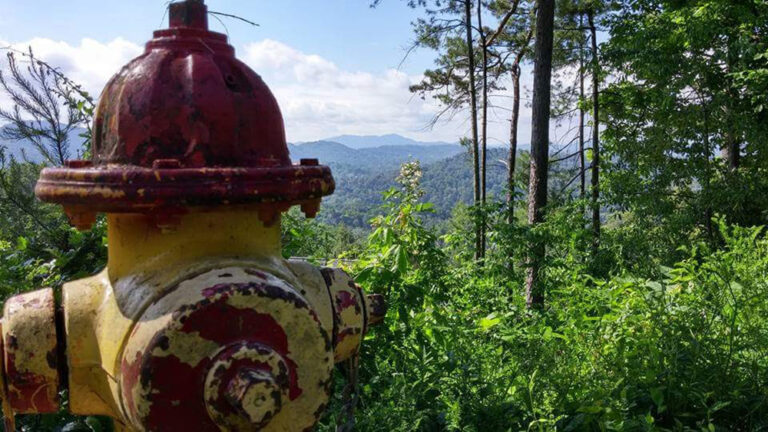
xmin=1 ymin=37 xmax=143 ymax=97
xmin=242 ymin=39 xmax=453 ymax=142
xmin=0 ymin=37 xmax=551 ymax=147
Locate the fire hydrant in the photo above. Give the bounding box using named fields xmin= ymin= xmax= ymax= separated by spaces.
xmin=0 ymin=1 xmax=385 ymax=430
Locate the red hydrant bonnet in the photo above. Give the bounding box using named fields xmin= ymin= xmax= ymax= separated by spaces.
xmin=35 ymin=0 xmax=334 ymax=216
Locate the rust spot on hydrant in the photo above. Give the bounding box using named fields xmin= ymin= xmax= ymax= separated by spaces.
xmin=1 ymin=289 xmax=60 ymax=414
xmin=0 ymin=1 xmax=384 ymax=430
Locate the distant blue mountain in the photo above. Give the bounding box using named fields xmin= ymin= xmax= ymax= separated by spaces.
xmin=321 ymin=134 xmax=457 ymax=149
xmin=288 ymin=140 xmax=463 ymax=174
xmin=0 ymin=125 xmax=85 ymax=163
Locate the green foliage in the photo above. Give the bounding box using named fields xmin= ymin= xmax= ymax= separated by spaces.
xmin=318 ymin=148 xmax=513 ymax=229
xmin=14 ymin=391 xmax=113 ymax=432
xmin=0 ymin=159 xmax=106 ymax=302
xmin=317 ymin=171 xmax=768 ymax=430
xmin=281 ymin=206 xmax=365 ymax=261
xmin=601 ymin=0 xmax=768 ymax=262
xmin=5 ymin=154 xmax=767 ymax=431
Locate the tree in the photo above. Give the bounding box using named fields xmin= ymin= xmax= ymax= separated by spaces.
xmin=486 ymin=0 xmax=535 ymax=224
xmin=588 ymin=7 xmax=600 ymax=255
xmin=547 ymin=0 xmax=597 ymax=215
xmin=403 ymin=0 xmax=538 ymax=260
xmin=601 ymin=0 xmax=768 ymax=256
xmin=506 ymin=28 xmax=534 ymax=223
xmin=0 ymin=49 xmax=92 ymax=166
xmin=399 ymin=0 xmax=499 ymax=260
xmin=525 ymin=0 xmax=556 ymax=307
xmin=578 ymin=12 xmax=586 ymax=206
xmin=0 ymin=48 xmax=94 ymax=250
xmin=465 ymin=0 xmax=483 ymax=260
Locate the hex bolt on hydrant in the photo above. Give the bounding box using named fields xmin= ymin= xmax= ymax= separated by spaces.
xmin=0 ymin=1 xmax=386 ymax=430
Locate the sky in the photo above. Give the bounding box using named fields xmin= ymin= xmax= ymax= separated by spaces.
xmin=0 ymin=0 xmax=537 ymax=145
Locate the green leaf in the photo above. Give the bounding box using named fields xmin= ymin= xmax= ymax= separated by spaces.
xmin=478 ymin=313 xmax=501 ymax=331
xmin=650 ymin=387 xmax=666 ymax=413
xmin=355 ymin=267 xmax=374 ymax=284
xmin=395 ymin=245 xmax=409 ymax=273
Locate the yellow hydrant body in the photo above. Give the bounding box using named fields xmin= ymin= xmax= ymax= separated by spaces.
xmin=0 ymin=1 xmax=384 ymax=430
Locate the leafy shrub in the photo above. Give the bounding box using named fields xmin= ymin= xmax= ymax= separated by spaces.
xmin=317 ymin=163 xmax=768 ymax=431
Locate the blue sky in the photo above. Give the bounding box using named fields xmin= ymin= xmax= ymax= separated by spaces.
xmin=0 ymin=0 xmax=433 ymax=74
xmin=0 ymin=0 xmax=536 ymax=144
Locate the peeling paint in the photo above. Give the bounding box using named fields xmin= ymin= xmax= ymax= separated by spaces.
xmin=1 ymin=289 xmax=60 ymax=414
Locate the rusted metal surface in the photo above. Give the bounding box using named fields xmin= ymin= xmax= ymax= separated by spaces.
xmin=119 ymin=267 xmax=333 ymax=431
xmin=34 ymin=0 xmax=334 ymax=221
xmin=1 ymin=289 xmax=60 ymax=414
xmin=321 ymin=268 xmax=367 ymax=362
xmin=63 ymin=269 xmax=129 ymax=420
xmin=37 ymin=165 xmax=332 ymax=225
xmin=204 ymin=342 xmax=291 ymax=429
xmin=0 ymin=323 xmax=16 ymax=432
xmin=365 ymin=293 xmax=388 ymax=326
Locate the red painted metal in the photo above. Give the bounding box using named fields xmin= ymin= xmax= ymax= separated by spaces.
xmin=35 ymin=0 xmax=334 ymax=217
xmin=120 ymin=274 xmax=333 ymax=431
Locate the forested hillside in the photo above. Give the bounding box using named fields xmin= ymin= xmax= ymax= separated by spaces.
xmin=318 ymin=148 xmax=510 ymax=227
xmin=288 ymin=139 xmax=463 ymax=175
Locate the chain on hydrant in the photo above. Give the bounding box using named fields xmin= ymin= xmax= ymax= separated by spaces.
xmin=0 ymin=1 xmax=386 ymax=430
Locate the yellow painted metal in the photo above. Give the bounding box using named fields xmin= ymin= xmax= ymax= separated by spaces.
xmin=106 ymin=206 xmax=282 ymax=281
xmin=61 ymin=206 xmax=346 ymax=430
xmin=1 ymin=203 xmax=376 ymax=430
xmin=0 ymin=322 xmax=16 ymax=432
xmin=1 ymin=288 xmax=59 ymax=413
xmin=285 ymin=259 xmax=335 ymax=336
xmin=64 ymin=270 xmax=127 ymax=418
xmin=66 ymin=207 xmax=286 ymax=420
xmin=119 ymin=266 xmax=332 ymax=431
xmin=323 ymin=269 xmax=366 ymax=362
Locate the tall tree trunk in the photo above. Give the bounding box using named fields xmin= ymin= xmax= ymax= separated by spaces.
xmin=464 ymin=0 xmax=482 ymax=260
xmin=525 ymin=0 xmax=555 ymax=308
xmin=722 ymin=39 xmax=740 ymax=171
xmin=722 ymin=135 xmax=740 ymax=170
xmin=589 ymin=10 xmax=600 ymax=257
xmin=578 ymin=14 xmax=586 ymax=207
xmin=508 ymin=27 xmax=533 ymax=225
xmin=478 ymin=0 xmax=488 ymax=259
xmin=703 ymin=104 xmax=714 ymax=240
xmin=722 ymin=105 xmax=740 ymax=170
xmin=508 ymin=64 xmax=521 ymax=225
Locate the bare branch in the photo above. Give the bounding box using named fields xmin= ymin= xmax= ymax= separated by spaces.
xmin=550 ymin=150 xmax=581 ymax=164
xmin=485 ymin=0 xmax=522 ymax=48
xmin=559 ymin=164 xmax=592 ymax=194
xmin=208 ymin=11 xmax=259 ymax=27
xmin=0 ymin=48 xmax=93 ymax=166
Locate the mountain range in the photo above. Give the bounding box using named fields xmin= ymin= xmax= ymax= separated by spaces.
xmin=318 ymin=147 xmax=511 ymax=227
xmin=0 ymin=127 xmax=83 ymax=163
xmin=288 ymin=140 xmax=463 ymax=174
xmin=320 ymin=133 xmax=457 ymax=149
xmin=1 ymin=128 xmax=461 ymax=165
xmin=1 ymin=128 xmax=519 ymax=227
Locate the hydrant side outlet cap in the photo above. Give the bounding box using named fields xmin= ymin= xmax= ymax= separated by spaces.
xmin=35 ymin=0 xmax=334 ymax=214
